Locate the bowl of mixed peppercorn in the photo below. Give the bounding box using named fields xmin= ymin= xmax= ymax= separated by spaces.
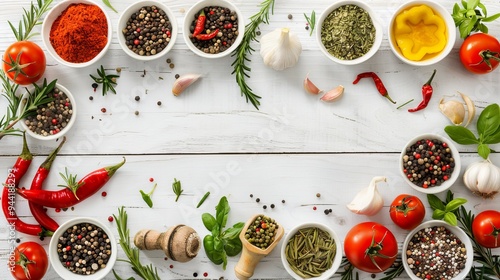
xmin=49 ymin=217 xmax=117 ymax=279
xmin=400 ymin=133 xmax=461 ymax=194
xmin=117 ymin=1 xmax=178 ymax=60
xmin=183 ymin=0 xmax=244 ymax=58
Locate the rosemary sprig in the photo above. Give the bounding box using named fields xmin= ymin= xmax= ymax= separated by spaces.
xmin=89 ymin=65 xmax=120 ymax=96
xmin=337 ymin=257 xmax=358 ymax=280
xmin=102 ymin=0 xmax=118 ymax=13
xmin=58 ymin=167 xmax=84 ymax=200
xmin=113 ymin=207 xmax=161 ymax=280
xmin=172 ymin=178 xmax=183 ymax=202
xmin=8 ymin=0 xmax=53 ymax=41
xmin=380 ymin=257 xmax=404 ymax=280
xmin=231 ymin=0 xmax=276 ymax=110
xmin=304 ymin=11 xmax=316 ymax=36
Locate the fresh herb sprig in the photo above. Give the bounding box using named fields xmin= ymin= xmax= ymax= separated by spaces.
xmin=444 ymin=103 xmax=500 ymax=159
xmin=196 ymin=191 xmax=210 ymax=208
xmin=90 ymin=65 xmax=120 ymax=96
xmin=231 ymin=0 xmax=276 ymax=110
xmin=172 ymin=178 xmax=183 ymax=202
xmin=102 ymin=0 xmax=118 ymax=13
xmin=139 ymin=183 xmax=157 ymax=208
xmin=337 ymin=257 xmax=357 ymax=280
xmin=113 ymin=207 xmax=161 ymax=280
xmin=304 ymin=11 xmax=316 ymax=36
xmin=201 ymin=196 xmax=244 ymax=270
xmin=58 ymin=167 xmax=83 ymax=200
xmin=452 ymin=0 xmax=500 ymax=39
xmin=427 ymin=193 xmax=467 ymax=226
xmin=8 ymin=0 xmax=53 ymax=41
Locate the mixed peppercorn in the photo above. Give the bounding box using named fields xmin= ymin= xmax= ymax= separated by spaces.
xmin=244 ymin=215 xmax=279 ymax=249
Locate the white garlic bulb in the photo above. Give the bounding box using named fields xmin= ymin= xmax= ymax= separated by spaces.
xmin=260 ymin=28 xmax=302 ymax=71
xmin=347 ymin=176 xmax=386 ymax=216
xmin=463 ymin=159 xmax=500 ymax=199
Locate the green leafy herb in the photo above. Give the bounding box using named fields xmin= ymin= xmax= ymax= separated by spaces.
xmin=452 ymin=0 xmax=500 ymax=39
xmin=113 ymin=207 xmax=161 ymax=280
xmin=196 ymin=191 xmax=210 ymax=208
xmin=140 ymin=183 xmax=157 ymax=208
xmin=102 ymin=0 xmax=118 ymax=13
xmin=427 ymin=193 xmax=467 ymax=226
xmin=304 ymin=10 xmax=316 ymax=36
xmin=172 ymin=178 xmax=183 ymax=202
xmin=231 ymin=0 xmax=276 ymax=110
xmin=202 ymin=196 xmax=244 ymax=270
xmin=8 ymin=0 xmax=53 ymax=41
xmin=58 ymin=167 xmax=84 ymax=200
xmin=444 ymin=103 xmax=500 ymax=159
xmin=336 ymin=257 xmax=358 ymax=280
xmin=90 ymin=65 xmax=120 ymax=96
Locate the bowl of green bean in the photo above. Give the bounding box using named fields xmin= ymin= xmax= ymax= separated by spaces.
xmin=281 ymin=222 xmax=342 ymax=279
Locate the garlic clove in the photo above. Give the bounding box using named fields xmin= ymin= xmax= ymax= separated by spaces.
xmin=304 ymin=74 xmax=322 ymax=95
xmin=459 ymin=92 xmax=476 ymax=127
xmin=439 ymin=98 xmax=465 ymax=125
xmin=260 ymin=28 xmax=302 ymax=71
xmin=320 ymin=85 xmax=344 ymax=102
xmin=347 ymin=176 xmax=386 ymax=216
xmin=172 ymin=74 xmax=202 ymax=96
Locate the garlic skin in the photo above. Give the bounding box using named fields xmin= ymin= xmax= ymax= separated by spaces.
xmin=260 ymin=28 xmax=302 ymax=71
xmin=463 ymin=159 xmax=500 ymax=199
xmin=320 ymin=85 xmax=344 ymax=102
xmin=347 ymin=176 xmax=386 ymax=216
xmin=304 ymin=74 xmax=322 ymax=95
xmin=172 ymin=74 xmax=202 ymax=96
xmin=439 ymin=99 xmax=465 ymax=125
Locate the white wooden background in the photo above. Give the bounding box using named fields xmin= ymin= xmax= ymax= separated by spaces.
xmin=1 ymin=0 xmax=500 ymax=279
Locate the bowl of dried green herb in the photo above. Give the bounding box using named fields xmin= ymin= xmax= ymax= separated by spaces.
xmin=281 ymin=222 xmax=342 ymax=279
xmin=316 ymin=0 xmax=382 ymax=65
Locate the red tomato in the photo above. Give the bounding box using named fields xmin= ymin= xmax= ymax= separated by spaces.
xmin=344 ymin=222 xmax=398 ymax=273
xmin=459 ymin=33 xmax=500 ymax=74
xmin=2 ymin=41 xmax=46 ymax=85
xmin=389 ymin=194 xmax=425 ymax=230
xmin=472 ymin=210 xmax=500 ymax=248
xmin=9 ymin=242 xmax=48 ymax=280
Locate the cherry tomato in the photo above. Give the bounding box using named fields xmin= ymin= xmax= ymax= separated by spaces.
xmin=459 ymin=33 xmax=500 ymax=74
xmin=389 ymin=194 xmax=426 ymax=230
xmin=2 ymin=41 xmax=46 ymax=85
xmin=9 ymin=242 xmax=49 ymax=280
xmin=472 ymin=210 xmax=500 ymax=248
xmin=344 ymin=222 xmax=398 ymax=273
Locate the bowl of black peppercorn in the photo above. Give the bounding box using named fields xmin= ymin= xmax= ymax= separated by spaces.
xmin=49 ymin=217 xmax=117 ymax=279
xmin=400 ymin=133 xmax=461 ymax=194
xmin=117 ymin=1 xmax=178 ymax=60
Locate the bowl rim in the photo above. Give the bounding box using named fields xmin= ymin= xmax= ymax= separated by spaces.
xmin=388 ymin=0 xmax=456 ymax=66
xmin=117 ymin=0 xmax=178 ymax=61
xmin=280 ymin=222 xmax=343 ymax=280
xmin=41 ymin=0 xmax=112 ymax=68
xmin=48 ymin=217 xmax=117 ymax=280
xmin=182 ymin=0 xmax=245 ymax=59
xmin=402 ymin=220 xmax=473 ymax=280
xmin=399 ymin=133 xmax=461 ymax=194
xmin=20 ymin=83 xmax=76 ymax=141
xmin=316 ymin=0 xmax=383 ymax=65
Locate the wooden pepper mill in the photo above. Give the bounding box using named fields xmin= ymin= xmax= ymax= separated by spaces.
xmin=134 ymin=224 xmax=201 ymax=262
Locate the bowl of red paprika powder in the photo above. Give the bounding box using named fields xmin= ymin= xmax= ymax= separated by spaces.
xmin=42 ymin=0 xmax=112 ymax=68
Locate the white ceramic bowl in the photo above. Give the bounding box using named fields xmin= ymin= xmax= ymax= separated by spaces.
xmin=49 ymin=217 xmax=117 ymax=280
xmin=117 ymin=1 xmax=178 ymax=60
xmin=400 ymin=133 xmax=461 ymax=194
xmin=183 ymin=0 xmax=244 ymax=59
xmin=42 ymin=0 xmax=112 ymax=68
xmin=402 ymin=220 xmax=473 ymax=280
xmin=20 ymin=83 xmax=76 ymax=141
xmin=388 ymin=0 xmax=456 ymax=66
xmin=281 ymin=222 xmax=342 ymax=280
xmin=316 ymin=0 xmax=383 ymax=65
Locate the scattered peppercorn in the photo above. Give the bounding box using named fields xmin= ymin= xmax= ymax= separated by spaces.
xmin=157 ymin=101 xmax=162 ymax=106
xmin=16 ymin=238 xmax=20 ymax=243
xmin=175 ymin=74 xmax=180 ymax=79
xmin=169 ymin=63 xmax=175 ymax=69
xmin=288 ymin=14 xmax=293 ymax=19
xmin=313 ymin=206 xmax=317 ymax=210
xmin=255 ymin=198 xmax=260 ymax=203
xmin=270 ymin=204 xmax=275 ymax=209
xmin=92 ymin=83 xmax=98 ymax=91
xmin=203 ymin=272 xmax=208 ymax=277
xmin=149 ymin=178 xmax=154 ymax=182
xmin=101 ymin=192 xmax=107 ymax=197
xmin=101 ymin=108 xmax=107 ymax=113
xmin=56 ymin=208 xmax=61 ymax=213
xmin=316 ymin=193 xmax=321 ymax=198
xmin=166 ymin=58 xmax=172 ymax=63
xmin=116 ymin=67 xmax=122 ymax=73
xmin=263 ymin=205 xmax=267 ymax=209
xmin=282 ymin=199 xmax=285 ymax=203
xmin=135 ymin=96 xmax=140 ymax=101
xmin=249 ymin=194 xmax=253 ymax=198
xmin=108 ymin=216 xmax=113 ymax=222
xmin=89 ymin=96 xmax=94 ymax=101
xmin=193 ymin=272 xmax=198 ymax=277
xmin=134 ymin=111 xmax=139 ymax=116
xmin=371 ymin=274 xmax=376 ymax=278
xmin=256 ymin=31 xmax=261 ymax=36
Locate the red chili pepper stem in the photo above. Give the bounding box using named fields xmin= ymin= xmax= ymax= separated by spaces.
xmin=424 ymin=69 xmax=437 ymax=86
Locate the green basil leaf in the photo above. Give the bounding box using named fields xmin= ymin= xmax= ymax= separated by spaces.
xmin=445 ymin=190 xmax=454 ymax=204
xmin=215 ymin=196 xmax=230 ymax=228
xmin=468 ymin=0 xmax=479 ymax=9
xmin=478 ymin=144 xmax=491 ymax=160
xmin=222 ymin=224 xmax=244 ymax=240
xmin=224 ymin=238 xmax=243 ymax=257
xmin=433 ymin=209 xmax=446 ymax=220
xmin=444 ymin=212 xmax=458 ymax=226
xmin=214 ymin=236 xmax=224 ymax=251
xmin=483 ymin=12 xmax=500 ymax=22
xmin=211 ymin=223 xmax=220 ymax=236
xmin=444 ymin=126 xmax=478 ymax=144
xmin=483 ymin=126 xmax=500 ymax=144
xmin=140 ymin=190 xmax=153 ymax=208
xmin=427 ymin=194 xmax=445 ymax=211
xmin=202 ymin=213 xmax=216 ymax=231
xmin=477 ymin=104 xmax=500 ymax=137
xmin=222 ymin=253 xmax=228 ymax=270
xmin=203 ymin=235 xmax=224 ymax=265
xmin=445 ymin=198 xmax=467 ymax=212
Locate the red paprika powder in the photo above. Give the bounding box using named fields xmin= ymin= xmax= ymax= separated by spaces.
xmin=49 ymin=4 xmax=108 ymax=63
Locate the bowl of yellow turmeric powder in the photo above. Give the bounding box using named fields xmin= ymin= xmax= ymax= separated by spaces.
xmin=388 ymin=0 xmax=456 ymax=66
xmin=42 ymin=0 xmax=112 ymax=68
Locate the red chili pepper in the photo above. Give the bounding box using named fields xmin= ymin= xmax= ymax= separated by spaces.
xmin=192 ymin=10 xmax=206 ymax=37
xmin=353 ymin=72 xmax=396 ymax=104
xmin=29 ymin=137 xmax=66 ymax=232
xmin=2 ymin=133 xmax=52 ymax=237
xmin=195 ymin=29 xmax=219 ymax=41
xmin=408 ymin=69 xmax=437 ymax=112
xmin=17 ymin=158 xmax=126 ymax=208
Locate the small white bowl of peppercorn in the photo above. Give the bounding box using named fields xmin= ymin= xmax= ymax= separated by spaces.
xmin=400 ymin=133 xmax=461 ymax=194
xmin=49 ymin=217 xmax=117 ymax=280
xmin=42 ymin=0 xmax=112 ymax=68
xmin=117 ymin=1 xmax=178 ymax=61
xmin=316 ymin=0 xmax=383 ymax=65
xmin=183 ymin=0 xmax=244 ymax=59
